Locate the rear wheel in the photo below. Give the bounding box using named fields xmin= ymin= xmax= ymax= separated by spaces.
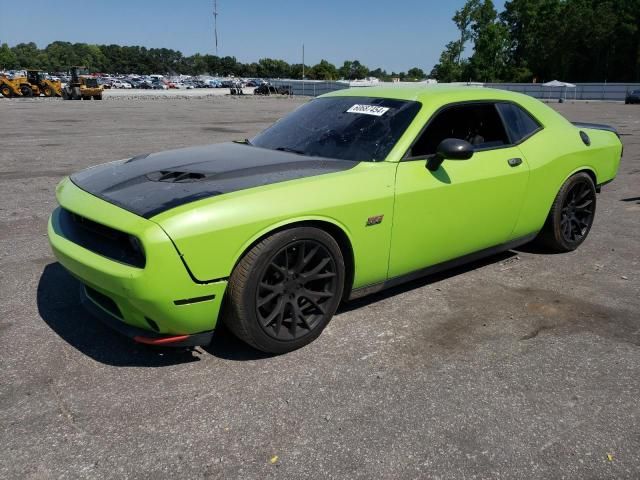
xmin=223 ymin=227 xmax=345 ymax=353
xmin=43 ymin=87 xmax=53 ymax=97
xmin=0 ymin=85 xmax=12 ymax=98
xmin=537 ymin=172 xmax=596 ymax=252
xmin=93 ymin=95 xmax=102 ymax=100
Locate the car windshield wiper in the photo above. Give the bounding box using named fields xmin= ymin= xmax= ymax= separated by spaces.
xmin=274 ymin=146 xmax=308 ymax=156
xmin=233 ymin=138 xmax=253 ymax=146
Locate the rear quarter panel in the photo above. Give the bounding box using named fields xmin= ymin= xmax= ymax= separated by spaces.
xmin=512 ymin=124 xmax=622 ymax=238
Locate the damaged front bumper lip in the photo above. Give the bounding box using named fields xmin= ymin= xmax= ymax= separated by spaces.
xmin=81 ymin=286 xmax=214 ymax=347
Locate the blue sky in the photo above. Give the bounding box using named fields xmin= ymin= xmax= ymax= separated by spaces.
xmin=0 ymin=0 xmax=505 ymax=72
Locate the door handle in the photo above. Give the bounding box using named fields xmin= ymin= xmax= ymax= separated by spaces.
xmin=508 ymin=158 xmax=523 ymax=167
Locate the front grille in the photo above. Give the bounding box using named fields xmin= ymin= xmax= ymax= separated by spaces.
xmin=85 ymin=285 xmax=122 ymax=319
xmin=56 ymin=208 xmax=146 ymax=268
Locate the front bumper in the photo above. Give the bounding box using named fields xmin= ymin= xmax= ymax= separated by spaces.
xmin=81 ymin=286 xmax=214 ymax=347
xmin=48 ymin=178 xmax=228 ymax=344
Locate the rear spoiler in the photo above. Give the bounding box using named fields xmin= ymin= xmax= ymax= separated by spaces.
xmin=572 ymin=122 xmax=619 ymax=137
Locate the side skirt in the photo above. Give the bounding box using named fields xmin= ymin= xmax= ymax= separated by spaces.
xmin=348 ymin=233 xmax=538 ymax=300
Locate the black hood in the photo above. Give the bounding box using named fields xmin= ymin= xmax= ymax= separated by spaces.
xmin=70 ymin=142 xmax=357 ymax=218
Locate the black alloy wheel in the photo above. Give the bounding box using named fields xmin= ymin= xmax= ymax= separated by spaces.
xmin=223 ymin=227 xmax=345 ymax=353
xmin=559 ymin=179 xmax=595 ymax=243
xmin=537 ymin=172 xmax=597 ymax=252
xmin=256 ymin=240 xmax=338 ymax=341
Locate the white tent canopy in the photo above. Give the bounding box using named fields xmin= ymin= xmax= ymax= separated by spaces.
xmin=543 ymin=80 xmax=577 ymax=88
xmin=542 ymin=80 xmax=577 ymax=100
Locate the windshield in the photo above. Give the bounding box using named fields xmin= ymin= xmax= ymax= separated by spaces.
xmin=251 ymin=96 xmax=421 ymax=162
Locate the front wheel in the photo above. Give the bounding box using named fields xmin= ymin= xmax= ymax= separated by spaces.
xmin=20 ymin=85 xmax=33 ymax=97
xmin=536 ymin=172 xmax=596 ymax=252
xmin=223 ymin=227 xmax=345 ymax=353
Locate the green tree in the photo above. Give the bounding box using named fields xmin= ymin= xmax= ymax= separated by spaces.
xmin=406 ymin=67 xmax=426 ymax=80
xmin=338 ymin=60 xmax=368 ymax=80
xmin=0 ymin=43 xmax=18 ymax=69
xmin=467 ymin=0 xmax=509 ymax=81
xmin=308 ymin=59 xmax=338 ymax=80
xmin=431 ymin=41 xmax=467 ymax=82
xmin=12 ymin=42 xmax=42 ymax=68
xmin=453 ymin=0 xmax=480 ymax=65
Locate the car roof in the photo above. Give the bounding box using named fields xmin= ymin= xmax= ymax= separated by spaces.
xmin=323 ymin=85 xmax=569 ymax=127
xmin=324 ymin=85 xmax=529 ymax=103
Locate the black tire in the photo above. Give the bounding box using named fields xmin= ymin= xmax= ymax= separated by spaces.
xmin=536 ymin=172 xmax=596 ymax=252
xmin=20 ymin=85 xmax=33 ymax=97
xmin=93 ymin=95 xmax=102 ymax=100
xmin=0 ymin=85 xmax=12 ymax=98
xmin=223 ymin=227 xmax=345 ymax=353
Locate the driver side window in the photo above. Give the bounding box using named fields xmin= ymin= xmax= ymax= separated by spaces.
xmin=410 ymin=103 xmax=510 ymax=157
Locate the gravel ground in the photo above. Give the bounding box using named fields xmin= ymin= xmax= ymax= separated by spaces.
xmin=0 ymin=96 xmax=638 ymax=480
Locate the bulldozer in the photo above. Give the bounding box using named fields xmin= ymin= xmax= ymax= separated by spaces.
xmin=23 ymin=70 xmax=62 ymax=97
xmin=0 ymin=75 xmax=23 ymax=98
xmin=62 ymin=66 xmax=103 ymax=100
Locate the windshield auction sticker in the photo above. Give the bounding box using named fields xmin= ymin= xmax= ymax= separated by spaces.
xmin=346 ymin=104 xmax=390 ymax=116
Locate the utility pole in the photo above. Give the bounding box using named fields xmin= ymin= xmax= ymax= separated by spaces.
xmin=302 ymin=43 xmax=305 ymax=79
xmin=213 ymin=0 xmax=219 ymax=55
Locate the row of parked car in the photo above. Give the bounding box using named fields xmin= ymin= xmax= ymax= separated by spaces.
xmin=98 ymin=76 xmax=267 ymax=90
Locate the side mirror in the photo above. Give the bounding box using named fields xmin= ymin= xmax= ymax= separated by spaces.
xmin=427 ymin=138 xmax=474 ymax=172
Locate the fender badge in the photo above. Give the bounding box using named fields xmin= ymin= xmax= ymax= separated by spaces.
xmin=366 ymin=215 xmax=384 ymax=226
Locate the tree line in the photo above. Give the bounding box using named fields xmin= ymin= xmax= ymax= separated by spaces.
xmin=0 ymin=41 xmax=426 ymax=81
xmin=432 ymin=0 xmax=640 ymax=83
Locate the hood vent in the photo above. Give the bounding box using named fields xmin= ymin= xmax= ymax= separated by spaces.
xmin=146 ymin=170 xmax=211 ymax=183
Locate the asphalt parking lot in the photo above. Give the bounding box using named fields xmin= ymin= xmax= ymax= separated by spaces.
xmin=1 ymin=95 xmax=638 ymax=479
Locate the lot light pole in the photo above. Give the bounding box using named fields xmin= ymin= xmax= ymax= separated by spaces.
xmin=213 ymin=0 xmax=219 ymax=55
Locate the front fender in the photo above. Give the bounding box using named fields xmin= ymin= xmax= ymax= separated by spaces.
xmin=152 ymin=162 xmax=397 ymax=289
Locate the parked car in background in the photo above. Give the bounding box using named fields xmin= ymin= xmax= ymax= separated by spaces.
xmin=111 ymin=80 xmax=132 ymax=89
xmin=97 ymin=78 xmax=112 ymax=89
xmin=625 ymin=90 xmax=640 ymax=104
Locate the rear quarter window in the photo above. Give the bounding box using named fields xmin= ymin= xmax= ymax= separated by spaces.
xmin=496 ymin=103 xmax=541 ymax=144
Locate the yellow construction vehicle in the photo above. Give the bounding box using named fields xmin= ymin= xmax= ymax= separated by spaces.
xmin=62 ymin=66 xmax=103 ymax=100
xmin=0 ymin=75 xmax=23 ymax=98
xmin=23 ymin=70 xmax=62 ymax=97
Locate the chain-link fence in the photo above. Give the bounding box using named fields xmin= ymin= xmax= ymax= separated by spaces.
xmin=267 ymin=80 xmax=349 ymax=96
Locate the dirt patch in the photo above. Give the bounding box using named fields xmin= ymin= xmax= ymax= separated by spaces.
xmin=411 ymin=285 xmax=639 ymax=356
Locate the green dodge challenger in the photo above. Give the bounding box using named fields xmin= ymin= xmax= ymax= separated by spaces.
xmin=48 ymin=87 xmax=622 ymax=353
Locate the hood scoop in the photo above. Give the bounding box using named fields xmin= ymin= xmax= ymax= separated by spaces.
xmin=146 ymin=170 xmax=212 ymax=183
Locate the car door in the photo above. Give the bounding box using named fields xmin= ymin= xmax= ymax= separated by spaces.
xmin=388 ymin=102 xmax=532 ymax=279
